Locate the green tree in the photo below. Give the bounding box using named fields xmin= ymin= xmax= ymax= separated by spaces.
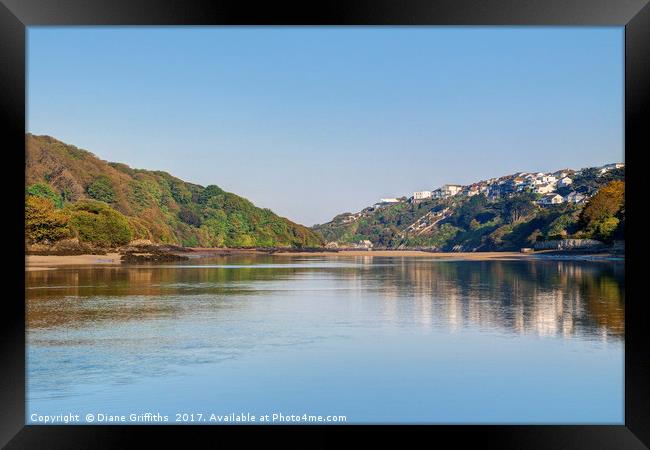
xmin=453 ymin=194 xmax=489 ymax=228
xmin=86 ymin=175 xmax=116 ymax=203
xmin=527 ymin=229 xmax=542 ymax=244
xmin=26 ymin=183 xmax=63 ymax=208
xmin=502 ymin=193 xmax=537 ymax=224
xmin=596 ymin=216 xmax=620 ymax=240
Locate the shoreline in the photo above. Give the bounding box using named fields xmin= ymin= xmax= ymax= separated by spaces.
xmin=272 ymin=250 xmax=523 ymax=258
xmin=26 ymin=253 xmax=122 ymax=270
xmin=25 ymin=248 xmax=622 ymax=269
xmin=270 ymin=250 xmax=622 ymax=261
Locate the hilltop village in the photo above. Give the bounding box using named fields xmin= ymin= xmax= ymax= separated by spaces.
xmin=313 ymin=163 xmax=625 ymax=252
xmin=379 ymin=163 xmax=624 ymax=208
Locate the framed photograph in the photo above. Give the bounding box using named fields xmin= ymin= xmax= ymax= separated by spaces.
xmin=2 ymin=0 xmax=648 ymax=447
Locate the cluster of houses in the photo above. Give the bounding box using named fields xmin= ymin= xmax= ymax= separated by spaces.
xmin=325 ymin=239 xmax=373 ymax=250
xmin=376 ymin=163 xmax=624 ymax=209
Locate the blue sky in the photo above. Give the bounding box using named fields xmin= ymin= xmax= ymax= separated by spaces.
xmin=27 ymin=27 xmax=623 ymax=226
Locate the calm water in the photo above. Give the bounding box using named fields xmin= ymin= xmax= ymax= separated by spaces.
xmin=26 ymin=256 xmax=624 ymax=424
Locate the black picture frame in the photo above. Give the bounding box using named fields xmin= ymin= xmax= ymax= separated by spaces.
xmin=2 ymin=0 xmax=648 ymax=447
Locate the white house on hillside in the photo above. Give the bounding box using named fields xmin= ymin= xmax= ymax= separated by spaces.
xmin=565 ymin=191 xmax=587 ymax=204
xmin=357 ymin=240 xmax=373 ymax=250
xmin=538 ymin=194 xmax=564 ymax=205
xmin=599 ymin=163 xmax=624 ymax=174
xmin=557 ymin=177 xmax=573 ymax=188
xmin=466 ymin=185 xmax=480 ymax=196
xmin=413 ymin=191 xmax=432 ymax=200
xmin=441 ymin=184 xmax=463 ymax=197
xmin=534 ymin=183 xmax=556 ymax=194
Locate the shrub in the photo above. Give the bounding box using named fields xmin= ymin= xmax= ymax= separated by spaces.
xmin=546 ymin=213 xmax=576 ymax=240
xmin=66 ymin=200 xmax=133 ymax=246
xmin=595 ymin=216 xmax=620 ymax=242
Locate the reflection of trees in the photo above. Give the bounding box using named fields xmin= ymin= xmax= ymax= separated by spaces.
xmin=26 ymin=256 xmax=307 ymax=329
xmin=367 ymin=258 xmax=624 ymax=340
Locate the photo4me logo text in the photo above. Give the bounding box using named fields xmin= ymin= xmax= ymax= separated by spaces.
xmin=29 ymin=412 xmax=347 ymax=424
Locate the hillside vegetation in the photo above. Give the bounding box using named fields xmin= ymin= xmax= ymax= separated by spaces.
xmin=25 ymin=134 xmax=323 ymax=248
xmin=313 ymin=170 xmax=624 ymax=251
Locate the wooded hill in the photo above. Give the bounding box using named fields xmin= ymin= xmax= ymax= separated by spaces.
xmin=25 ymin=134 xmax=323 ymax=248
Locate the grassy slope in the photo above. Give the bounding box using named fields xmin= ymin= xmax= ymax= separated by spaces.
xmin=26 ymin=134 xmax=323 ymax=248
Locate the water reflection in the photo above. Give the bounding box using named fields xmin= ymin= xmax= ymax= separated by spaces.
xmin=368 ymin=259 xmax=624 ymax=339
xmin=26 ymin=256 xmax=624 ymax=422
xmin=27 ymin=257 xmax=624 ymax=340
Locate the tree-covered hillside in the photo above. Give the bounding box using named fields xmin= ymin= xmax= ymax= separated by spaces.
xmin=25 ymin=134 xmax=323 ymax=248
xmin=313 ymin=169 xmax=624 ymax=251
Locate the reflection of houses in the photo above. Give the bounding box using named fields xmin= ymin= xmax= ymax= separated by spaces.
xmin=369 ymin=257 xmax=623 ymax=340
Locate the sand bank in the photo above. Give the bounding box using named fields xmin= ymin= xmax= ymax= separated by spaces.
xmin=25 ymin=249 xmax=620 ymax=270
xmin=26 ymin=253 xmax=122 ymax=268
xmin=271 ymin=250 xmax=528 ymax=259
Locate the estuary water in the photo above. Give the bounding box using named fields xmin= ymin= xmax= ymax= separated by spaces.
xmin=26 ymin=255 xmax=624 ymax=424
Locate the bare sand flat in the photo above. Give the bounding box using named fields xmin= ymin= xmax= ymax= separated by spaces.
xmin=26 ymin=253 xmax=122 ymax=268
xmin=25 ymin=250 xmax=619 ymax=269
xmin=272 ymin=250 xmax=529 ymax=259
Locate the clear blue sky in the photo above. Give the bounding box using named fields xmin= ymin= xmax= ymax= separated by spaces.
xmin=27 ymin=27 xmax=623 ymax=226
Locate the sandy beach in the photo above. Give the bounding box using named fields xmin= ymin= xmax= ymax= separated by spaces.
xmin=272 ymin=250 xmax=529 ymax=259
xmin=26 ymin=253 xmax=122 ymax=270
xmin=272 ymin=250 xmax=622 ymax=261
xmin=25 ymin=249 xmax=621 ymax=270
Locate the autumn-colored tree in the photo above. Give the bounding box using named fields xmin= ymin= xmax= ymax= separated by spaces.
xmin=579 ymin=180 xmax=624 ymax=241
xmin=25 ymin=196 xmax=71 ymax=243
